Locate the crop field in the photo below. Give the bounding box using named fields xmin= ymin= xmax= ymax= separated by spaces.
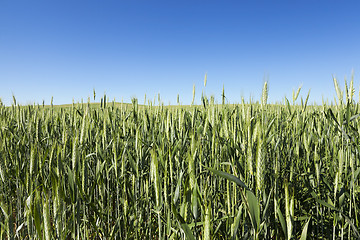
xmin=0 ymin=79 xmax=360 ymax=239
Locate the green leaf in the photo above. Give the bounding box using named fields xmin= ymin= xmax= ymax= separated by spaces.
xmin=246 ymin=190 xmax=260 ymax=233
xmin=262 ymin=186 xmax=274 ymax=222
xmin=0 ymin=201 xmax=9 ymax=219
xmin=231 ymin=203 xmax=244 ymax=239
xmin=327 ymin=109 xmax=340 ymax=126
xmin=310 ymin=191 xmax=337 ymax=211
xmin=276 ymin=206 xmax=287 ymax=239
xmin=33 ymin=192 xmax=42 ymax=239
xmin=285 ymin=97 xmax=291 ymax=115
xmin=300 ymin=216 xmax=311 ymax=240
xmin=171 ymin=203 xmax=195 ymax=240
xmin=206 ymin=167 xmax=249 ymax=190
xmin=173 ymin=171 xmax=183 ymax=204
xmin=348 ymin=113 xmax=360 ymax=123
xmin=180 ymin=223 xmax=196 ymax=240
xmin=343 ymin=214 xmax=360 ymax=238
xmin=338 ymin=188 xmax=345 ymax=207
xmin=191 ymin=185 xmax=199 ymax=220
xmin=350 ymin=167 xmax=360 ymax=189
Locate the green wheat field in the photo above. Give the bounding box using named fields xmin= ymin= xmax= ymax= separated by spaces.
xmin=1 ymin=78 xmax=359 ymax=239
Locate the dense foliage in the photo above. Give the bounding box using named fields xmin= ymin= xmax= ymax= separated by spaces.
xmin=0 ymin=81 xmax=359 ymax=239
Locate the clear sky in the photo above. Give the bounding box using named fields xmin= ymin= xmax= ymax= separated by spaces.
xmin=1 ymin=0 xmax=360 ymax=106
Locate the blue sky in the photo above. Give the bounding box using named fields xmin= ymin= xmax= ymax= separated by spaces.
xmin=1 ymin=1 xmax=360 ymax=106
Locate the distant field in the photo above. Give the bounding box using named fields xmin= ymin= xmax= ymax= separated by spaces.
xmin=0 ymin=80 xmax=359 ymax=239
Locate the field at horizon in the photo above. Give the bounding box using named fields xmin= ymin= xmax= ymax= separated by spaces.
xmin=1 ymin=80 xmax=359 ymax=239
